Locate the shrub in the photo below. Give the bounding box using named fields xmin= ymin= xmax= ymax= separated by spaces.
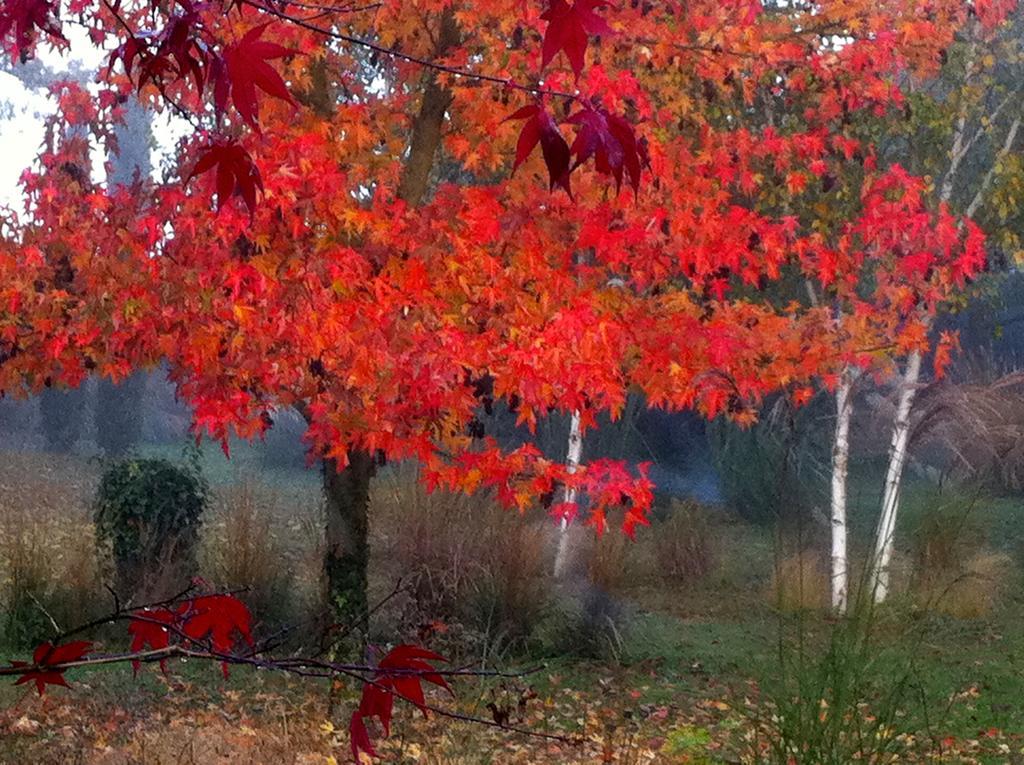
xmin=93 ymin=454 xmax=208 ymax=600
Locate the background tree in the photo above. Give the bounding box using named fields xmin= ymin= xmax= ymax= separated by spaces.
xmin=867 ymin=10 xmax=1024 ymax=601
xmin=95 ymin=101 xmax=153 ymax=457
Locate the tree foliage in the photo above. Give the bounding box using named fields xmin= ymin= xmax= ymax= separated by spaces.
xmin=0 ymin=0 xmax=1005 ymax=537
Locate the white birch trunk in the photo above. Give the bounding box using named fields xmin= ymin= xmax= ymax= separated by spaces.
xmin=553 ymin=410 xmax=583 ymax=579
xmin=830 ymin=366 xmax=854 ymax=613
xmin=870 ymin=350 xmax=922 ymax=603
xmin=866 ymin=61 xmax=1017 ymax=604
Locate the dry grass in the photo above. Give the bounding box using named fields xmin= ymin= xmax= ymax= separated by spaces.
xmin=202 ymin=481 xmax=301 ymax=626
xmin=913 ymin=550 xmax=1012 ymax=619
xmin=901 ymin=491 xmax=1012 ymax=618
xmin=909 ymin=372 xmax=1024 ymax=490
xmin=588 ymin=528 xmax=631 ymax=591
xmin=0 ymin=505 xmax=103 ymax=645
xmin=0 ymin=452 xmax=102 ymax=645
xmin=651 ymin=500 xmax=719 ymax=584
xmin=0 ymin=449 xmax=327 ymax=644
xmin=371 ymin=463 xmax=551 ymax=654
xmin=582 ymin=501 xmax=721 ymax=595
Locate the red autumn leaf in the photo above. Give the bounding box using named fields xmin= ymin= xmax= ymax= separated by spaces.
xmin=505 ymin=104 xmax=572 ymax=196
xmin=11 ymin=640 xmax=91 ymax=695
xmin=158 ymin=7 xmax=207 ymax=94
xmin=181 ymin=596 xmax=254 ymax=642
xmin=213 ymin=23 xmax=296 ymax=128
xmin=358 ymin=682 xmax=395 ymax=736
xmin=188 ymin=140 xmax=264 ymax=214
xmin=380 ymin=645 xmax=451 ymax=692
xmin=567 ymin=104 xmax=646 ymax=192
xmin=378 ymin=644 xmax=447 ymax=667
xmin=110 ymin=6 xmax=208 ymax=95
xmin=350 ymin=644 xmax=449 ymax=759
xmin=0 ymin=0 xmax=63 ymax=54
xmin=349 ymin=711 xmax=379 ymax=762
xmin=540 ymin=0 xmax=612 ymax=78
xmin=550 ymin=500 xmax=579 ymax=523
xmin=933 ymin=330 xmax=959 ymax=378
xmin=127 ymin=607 xmax=176 ymax=675
xmin=179 ymin=594 xmax=254 ymax=653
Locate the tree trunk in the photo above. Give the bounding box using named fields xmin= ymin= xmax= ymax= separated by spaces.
xmin=870 ymin=350 xmax=922 ymax=603
xmin=553 ymin=409 xmax=583 ymax=578
xmin=322 ymin=450 xmax=376 ymax=632
xmin=396 ymin=9 xmax=459 ymax=207
xmin=315 ymin=9 xmax=460 ymax=641
xmin=830 ymin=367 xmax=853 ymax=613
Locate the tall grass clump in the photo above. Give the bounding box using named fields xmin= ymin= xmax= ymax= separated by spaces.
xmin=201 ymin=480 xmax=296 ymax=628
xmin=749 ymin=597 xmax=934 ymax=764
xmin=651 ymin=500 xmax=719 ymax=584
xmin=904 ymin=486 xmax=1011 ymax=618
xmin=371 ymin=464 xmax=550 ymax=657
xmin=768 ymin=550 xmax=829 ymax=612
xmin=0 ymin=454 xmax=102 ymax=647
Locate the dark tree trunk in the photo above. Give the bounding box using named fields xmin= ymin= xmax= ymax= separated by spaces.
xmin=305 ymin=10 xmax=459 ymax=649
xmin=321 ymin=450 xmax=376 ymax=635
xmin=39 ymin=385 xmax=87 ymax=452
xmin=96 ymin=372 xmax=146 ymax=456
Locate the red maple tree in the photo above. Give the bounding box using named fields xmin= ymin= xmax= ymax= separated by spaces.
xmin=0 ymin=0 xmax=1011 ymax=756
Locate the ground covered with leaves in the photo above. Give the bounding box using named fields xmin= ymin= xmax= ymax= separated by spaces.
xmin=1 ymin=605 xmax=1023 ymax=765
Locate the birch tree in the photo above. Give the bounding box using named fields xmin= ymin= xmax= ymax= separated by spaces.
xmin=869 ymin=15 xmax=1024 ymax=601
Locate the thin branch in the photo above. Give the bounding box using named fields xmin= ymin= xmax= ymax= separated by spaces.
xmin=951 ymin=86 xmax=1023 ymax=171
xmin=241 ymin=0 xmax=580 ymax=102
xmin=966 ymin=115 xmax=1020 ymax=219
xmin=26 ymin=593 xmax=61 ymax=635
xmin=331 ymin=667 xmax=580 ymax=745
xmin=0 ymin=636 xmax=571 ymax=744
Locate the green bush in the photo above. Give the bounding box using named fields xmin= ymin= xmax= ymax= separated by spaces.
xmin=93 ymin=455 xmax=208 ymax=600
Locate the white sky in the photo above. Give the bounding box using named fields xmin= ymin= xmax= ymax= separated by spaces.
xmin=0 ymin=29 xmax=181 ymax=214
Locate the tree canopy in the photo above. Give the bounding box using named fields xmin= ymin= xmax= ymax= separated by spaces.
xmin=0 ymin=0 xmax=1006 ymax=535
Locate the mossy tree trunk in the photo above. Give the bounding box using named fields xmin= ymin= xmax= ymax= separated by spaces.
xmin=322 ymin=451 xmax=375 ymax=633
xmin=299 ymin=11 xmax=460 ymax=650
